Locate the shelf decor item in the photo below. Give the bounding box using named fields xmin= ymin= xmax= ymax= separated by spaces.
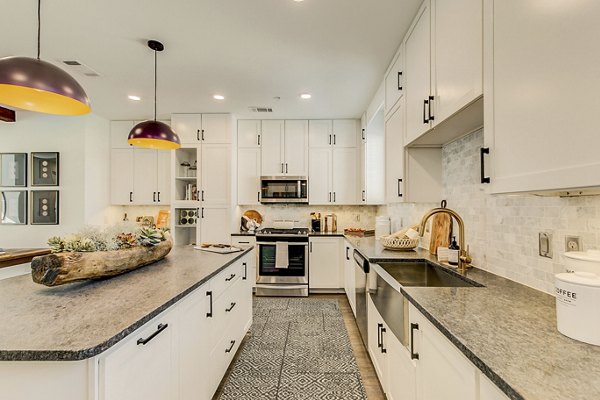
xmin=0 ymin=190 xmax=27 ymax=224
xmin=127 ymin=40 xmax=180 ymax=150
xmin=31 ymin=152 xmax=58 ymax=186
xmin=30 ymin=190 xmax=58 ymax=225
xmin=0 ymin=153 xmax=27 ymax=187
xmin=31 ymin=226 xmax=173 ymax=286
xmin=0 ymin=0 xmax=91 ymax=115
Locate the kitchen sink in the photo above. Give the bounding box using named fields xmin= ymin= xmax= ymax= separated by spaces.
xmin=377 ymin=262 xmax=481 ymax=288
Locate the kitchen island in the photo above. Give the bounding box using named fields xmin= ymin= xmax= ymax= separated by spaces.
xmin=0 ymin=245 xmax=255 ymax=400
xmin=346 ymin=236 xmax=600 ymax=400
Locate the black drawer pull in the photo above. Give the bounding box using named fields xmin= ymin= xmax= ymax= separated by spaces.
xmin=137 ymin=323 xmax=168 ymax=346
xmin=206 ymin=291 xmax=213 ymax=317
xmin=239 ymin=241 xmax=250 ymax=244
xmin=397 ymin=71 xmax=403 ymax=91
xmin=381 ymin=326 xmax=387 ymax=354
xmin=480 ymin=147 xmax=491 ymax=184
xmin=397 ymin=178 xmax=403 ymax=198
xmin=226 ymin=302 xmax=237 ymax=312
xmin=377 ymin=323 xmax=383 ymax=348
xmin=225 ymin=273 xmax=236 ymax=282
xmin=225 ymin=340 xmax=236 ymax=353
xmin=346 ymin=246 xmax=350 ymax=260
xmin=410 ymin=323 xmax=419 ymax=360
xmin=242 ymin=262 xmax=248 ymax=280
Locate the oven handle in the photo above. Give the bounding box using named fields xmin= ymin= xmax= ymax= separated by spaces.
xmin=256 ymin=242 xmax=308 ymax=246
xmin=255 ymin=284 xmax=309 ymax=290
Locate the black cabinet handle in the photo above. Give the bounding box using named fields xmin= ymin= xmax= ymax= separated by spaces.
xmin=196 ymin=129 xmax=200 ymax=141
xmin=428 ymin=95 xmax=435 ymax=121
xmin=257 ymin=134 xmax=261 ymax=146
xmin=281 ymin=163 xmax=284 ymax=173
xmin=129 ymin=192 xmax=133 ymax=203
xmin=157 ymin=192 xmax=161 ymax=202
xmin=381 ymin=326 xmax=387 ymax=354
xmin=333 ymin=134 xmax=336 ymax=145
xmin=137 ymin=323 xmax=168 ymax=345
xmin=329 ymin=192 xmax=332 ymax=202
xmin=201 ymin=129 xmax=205 ymax=141
xmin=201 ymin=207 xmax=204 ymax=218
xmin=225 ymin=273 xmax=236 ymax=281
xmin=361 ymin=128 xmax=365 ymax=140
xmin=362 ymin=190 xmax=366 ymax=202
xmin=377 ymin=323 xmax=383 ymax=348
xmin=397 ymin=179 xmax=403 ymax=198
xmin=329 ymin=134 xmax=332 ymax=145
xmin=257 ymin=191 xmax=260 ymax=202
xmin=398 ymin=71 xmax=403 ymax=91
xmin=206 ymin=291 xmax=213 ymax=317
xmin=480 ymin=147 xmax=491 ymax=184
xmin=346 ymin=246 xmax=350 ymax=260
xmin=201 ymin=190 xmax=205 ymax=202
xmin=226 ymin=302 xmax=237 ymax=312
xmin=153 ymin=192 xmax=156 ymax=202
xmin=242 ymin=262 xmax=247 ymax=280
xmin=225 ymin=340 xmax=236 ymax=353
xmin=310 ymin=242 xmax=313 ymax=253
xmin=423 ymin=99 xmax=429 ymax=123
xmin=285 ymin=163 xmax=288 ymax=173
xmin=410 ymin=323 xmax=419 ymax=360
xmin=238 ymin=241 xmax=250 ymax=244
xmin=333 ymin=192 xmax=336 ymax=202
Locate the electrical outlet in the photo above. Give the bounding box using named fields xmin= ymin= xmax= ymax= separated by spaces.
xmin=539 ymin=232 xmax=553 ymax=258
xmin=565 ymin=236 xmax=581 ymax=252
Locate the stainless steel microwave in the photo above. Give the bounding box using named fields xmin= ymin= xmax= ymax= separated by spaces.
xmin=260 ymin=176 xmax=308 ymax=204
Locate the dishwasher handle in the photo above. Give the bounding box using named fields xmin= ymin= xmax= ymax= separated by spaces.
xmin=353 ymin=249 xmax=369 ymax=273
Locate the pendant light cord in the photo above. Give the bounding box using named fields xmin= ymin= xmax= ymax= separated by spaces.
xmin=37 ymin=0 xmax=41 ymax=59
xmin=154 ymin=49 xmax=157 ymax=120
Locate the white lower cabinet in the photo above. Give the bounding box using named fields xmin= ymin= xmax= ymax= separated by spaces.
xmin=231 ymin=237 xmax=257 ymax=288
xmin=343 ymin=241 xmax=356 ymax=315
xmin=309 ymin=237 xmax=343 ymax=290
xmin=480 ymin=373 xmax=510 ymax=400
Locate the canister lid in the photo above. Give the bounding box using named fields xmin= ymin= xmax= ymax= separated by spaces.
xmin=556 ymin=271 xmax=600 ymax=287
xmin=563 ymin=250 xmax=600 ymax=263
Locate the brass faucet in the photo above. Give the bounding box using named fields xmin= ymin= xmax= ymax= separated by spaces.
xmin=418 ymin=201 xmax=472 ymax=274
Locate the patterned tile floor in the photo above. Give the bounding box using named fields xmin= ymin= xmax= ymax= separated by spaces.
xmin=214 ymin=295 xmax=384 ymax=400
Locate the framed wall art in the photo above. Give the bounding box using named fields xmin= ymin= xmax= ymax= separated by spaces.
xmin=0 ymin=190 xmax=27 ymax=225
xmin=31 ymin=152 xmax=59 ymax=186
xmin=31 ymin=190 xmax=59 ymax=225
xmin=0 ymin=153 xmax=27 ymax=187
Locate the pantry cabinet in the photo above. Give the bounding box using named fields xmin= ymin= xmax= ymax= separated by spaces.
xmin=484 ymin=0 xmax=600 ymax=194
xmin=309 ymin=237 xmax=343 ymax=290
xmin=261 ymin=120 xmax=308 ymax=176
xmin=237 ymin=120 xmax=261 ymax=148
xmin=171 ymin=114 xmax=231 ymax=145
xmin=201 ymin=144 xmax=231 ymax=205
xmin=237 ymin=148 xmax=261 ymax=205
xmin=385 ymin=45 xmax=404 ymax=116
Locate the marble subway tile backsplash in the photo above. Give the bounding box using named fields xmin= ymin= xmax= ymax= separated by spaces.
xmin=380 ymin=129 xmax=600 ymax=294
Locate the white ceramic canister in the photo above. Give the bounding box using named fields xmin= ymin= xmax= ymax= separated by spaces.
xmin=375 ymin=216 xmax=391 ymax=239
xmin=555 ymin=272 xmax=600 ymax=346
xmin=562 ymin=250 xmax=600 ymax=273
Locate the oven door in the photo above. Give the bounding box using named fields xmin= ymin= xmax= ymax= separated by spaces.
xmin=256 ymin=242 xmax=308 ymax=284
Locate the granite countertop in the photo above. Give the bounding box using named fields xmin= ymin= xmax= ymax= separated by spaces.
xmin=345 ymin=236 xmax=600 ymax=400
xmin=0 ymin=246 xmax=252 ymax=361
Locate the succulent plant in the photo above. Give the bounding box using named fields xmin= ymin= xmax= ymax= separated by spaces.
xmin=138 ymin=227 xmax=163 ymax=247
xmin=48 ymin=236 xmax=64 ymax=253
xmin=116 ymin=232 xmax=138 ymax=249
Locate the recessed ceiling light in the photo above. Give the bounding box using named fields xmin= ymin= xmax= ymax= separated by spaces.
xmin=128 ymin=95 xmax=141 ymax=101
xmin=300 ymin=93 xmax=312 ymax=99
xmin=213 ymin=94 xmax=225 ymax=100
xmin=293 ymin=0 xmax=304 ymax=2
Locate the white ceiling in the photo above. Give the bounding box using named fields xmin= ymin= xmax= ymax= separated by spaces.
xmin=1 ymin=0 xmax=422 ymax=121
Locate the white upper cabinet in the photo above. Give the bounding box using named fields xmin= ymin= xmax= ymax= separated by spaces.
xmin=404 ymin=0 xmax=432 ymax=145
xmin=385 ymin=46 xmax=404 ymax=116
xmin=308 ymin=120 xmax=333 ymax=148
xmin=171 ymin=114 xmax=231 ymax=145
xmin=156 ymin=151 xmax=171 ymax=204
xmin=260 ymin=120 xmax=284 ymax=176
xmin=133 ymin=149 xmax=159 ymax=205
xmin=385 ymin=105 xmax=406 ymax=204
xmin=110 ymin=121 xmax=134 ymax=149
xmin=308 ymin=148 xmax=332 ymax=205
xmin=237 ymin=120 xmax=261 ymax=148
xmin=332 ymin=148 xmax=359 ymax=205
xmin=200 ymin=206 xmax=231 ymax=244
xmin=486 ymin=0 xmax=600 ymax=194
xmin=201 ymin=144 xmax=231 ymax=205
xmin=332 ymin=120 xmax=359 ymax=148
xmin=237 ymin=148 xmax=261 ymax=205
xmin=110 ymin=149 xmax=134 ymax=205
xmin=283 ymin=120 xmax=309 ymax=176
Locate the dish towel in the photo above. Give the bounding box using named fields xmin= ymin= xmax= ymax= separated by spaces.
xmin=275 ymin=242 xmax=289 ymax=269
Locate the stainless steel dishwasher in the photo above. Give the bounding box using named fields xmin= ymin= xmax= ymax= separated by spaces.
xmin=353 ymin=249 xmax=369 ymax=347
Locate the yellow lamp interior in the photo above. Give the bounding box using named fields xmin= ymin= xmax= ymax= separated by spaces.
xmin=128 ymin=137 xmax=181 ymax=150
xmin=0 ymin=84 xmax=91 ymax=116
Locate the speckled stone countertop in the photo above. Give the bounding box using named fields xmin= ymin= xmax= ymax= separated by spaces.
xmin=0 ymin=246 xmax=252 ymax=361
xmin=345 ymin=236 xmax=600 ymax=400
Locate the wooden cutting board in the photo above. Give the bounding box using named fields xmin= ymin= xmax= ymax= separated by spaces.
xmin=429 ymin=213 xmax=452 ymax=255
xmin=243 ymin=210 xmax=263 ymax=224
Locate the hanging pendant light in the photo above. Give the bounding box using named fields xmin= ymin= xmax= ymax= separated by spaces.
xmin=128 ymin=40 xmax=180 ymax=150
xmin=0 ymin=0 xmax=91 ymax=115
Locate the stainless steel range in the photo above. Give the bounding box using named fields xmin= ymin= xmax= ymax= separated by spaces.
xmin=255 ymin=227 xmax=309 ymax=297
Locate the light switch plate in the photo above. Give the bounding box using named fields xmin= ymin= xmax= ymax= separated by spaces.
xmin=539 ymin=232 xmax=553 ymax=258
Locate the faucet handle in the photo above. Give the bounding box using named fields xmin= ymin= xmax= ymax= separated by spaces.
xmin=460 ymin=245 xmax=473 ymax=266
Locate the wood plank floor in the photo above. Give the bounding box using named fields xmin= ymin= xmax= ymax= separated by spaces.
xmin=213 ymin=294 xmax=385 ymax=400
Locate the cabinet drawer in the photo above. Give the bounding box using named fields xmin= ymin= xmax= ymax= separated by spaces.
xmin=206 ymin=315 xmax=245 ymax=398
xmin=211 ymin=263 xmax=242 ymax=300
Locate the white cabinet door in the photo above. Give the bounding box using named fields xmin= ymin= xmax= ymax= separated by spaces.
xmin=156 ymin=150 xmax=171 ymax=205
xmin=480 ymin=373 xmax=510 ymax=400
xmin=385 ymin=104 xmax=405 ymax=204
xmin=100 ymin=311 xmax=175 ymax=400
xmin=201 ymin=144 xmax=231 ymax=205
xmin=110 ymin=149 xmax=134 ymax=205
xmin=367 ymin=296 xmax=387 ymax=385
xmin=133 ymin=149 xmax=158 ymax=205
xmin=261 ymin=120 xmax=284 ymax=176
xmin=171 ymin=114 xmax=202 ymax=144
xmin=405 ymin=0 xmax=432 ymax=144
xmin=238 ymin=120 xmax=261 ymax=148
xmin=309 ymin=237 xmax=342 ymax=289
xmin=332 ymin=120 xmax=358 ymax=148
xmin=343 ymin=242 xmax=356 ymax=315
xmin=364 ymin=112 xmax=386 ymax=205
xmin=386 ymin=333 xmax=417 ymax=400
xmin=332 ymin=148 xmax=358 ymax=205
xmin=237 ymin=148 xmax=261 ymax=205
xmin=201 ymin=114 xmax=231 ymax=144
xmin=308 ymin=148 xmax=332 ymax=205
xmin=432 ymin=0 xmax=482 ymax=125
xmin=200 ymin=206 xmax=231 ymax=244
xmin=488 ymin=0 xmax=600 ymax=193
xmin=308 ymin=120 xmax=333 ymax=148
xmin=385 ymin=48 xmax=404 ymax=115
xmin=110 ymin=121 xmax=134 ymax=149
xmin=284 ymin=120 xmax=309 ymax=176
